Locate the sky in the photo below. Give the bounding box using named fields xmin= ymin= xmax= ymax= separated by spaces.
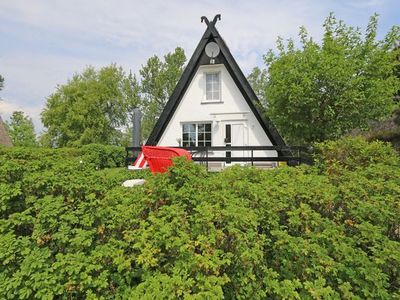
xmin=0 ymin=0 xmax=399 ymax=133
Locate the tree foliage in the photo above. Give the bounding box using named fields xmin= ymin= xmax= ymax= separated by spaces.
xmin=247 ymin=66 xmax=268 ymax=107
xmin=0 ymin=138 xmax=399 ymax=298
xmin=139 ymin=47 xmax=186 ymax=140
xmin=6 ymin=111 xmax=37 ymax=147
xmin=263 ymin=13 xmax=400 ymax=144
xmin=0 ymin=74 xmax=4 ymax=92
xmin=41 ymin=65 xmax=140 ymax=147
xmin=40 ymin=48 xmax=185 ymax=147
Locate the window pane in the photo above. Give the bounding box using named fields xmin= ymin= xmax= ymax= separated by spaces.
xmin=205 ymin=124 xmax=211 ymax=131
xmin=206 ymin=74 xmax=212 ymax=84
xmin=183 ymin=124 xmax=195 ymax=133
xmin=198 ymin=133 xmax=205 ymax=141
xmin=198 ymin=124 xmax=205 ymax=132
xmin=206 ymin=73 xmax=220 ymax=101
xmin=189 ymin=132 xmax=196 ymax=143
xmin=205 ymin=132 xmax=211 ymax=140
xmin=183 ymin=139 xmax=195 ymax=147
xmin=183 ymin=124 xmax=197 ymax=147
xmin=205 ymin=141 xmax=211 ymax=146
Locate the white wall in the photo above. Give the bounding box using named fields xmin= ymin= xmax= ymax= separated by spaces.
xmin=158 ymin=64 xmax=277 ymax=160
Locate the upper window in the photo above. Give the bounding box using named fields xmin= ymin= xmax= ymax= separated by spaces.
xmin=182 ymin=123 xmax=212 ymax=147
xmin=206 ymin=72 xmax=221 ymax=101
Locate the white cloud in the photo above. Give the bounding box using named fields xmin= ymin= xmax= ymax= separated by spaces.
xmin=0 ymin=98 xmax=43 ymax=132
xmin=347 ymin=0 xmax=385 ymax=8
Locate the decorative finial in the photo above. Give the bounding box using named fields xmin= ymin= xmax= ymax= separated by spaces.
xmin=201 ymin=14 xmax=221 ymax=27
xmin=201 ymin=16 xmax=210 ymax=25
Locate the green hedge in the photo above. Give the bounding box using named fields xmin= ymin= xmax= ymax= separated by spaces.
xmin=0 ymin=144 xmax=126 ymax=170
xmin=0 ymin=138 xmax=399 ymax=299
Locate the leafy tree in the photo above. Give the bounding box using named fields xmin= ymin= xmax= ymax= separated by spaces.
xmin=0 ymin=74 xmax=4 ymax=91
xmin=263 ymin=13 xmax=400 ymax=144
xmin=139 ymin=47 xmax=186 ymax=140
xmin=41 ymin=64 xmax=140 ymax=147
xmin=6 ymin=111 xmax=37 ymax=147
xmin=247 ymin=66 xmax=268 ymax=106
xmin=395 ymin=44 xmax=400 ymax=103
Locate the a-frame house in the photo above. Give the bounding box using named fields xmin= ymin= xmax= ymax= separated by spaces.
xmin=146 ymin=15 xmax=286 ymax=168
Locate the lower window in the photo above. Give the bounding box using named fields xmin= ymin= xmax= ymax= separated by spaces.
xmin=182 ymin=123 xmax=212 ymax=147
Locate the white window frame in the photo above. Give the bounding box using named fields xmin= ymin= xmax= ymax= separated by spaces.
xmin=204 ymin=71 xmax=221 ymax=102
xmin=181 ymin=122 xmax=212 ymax=147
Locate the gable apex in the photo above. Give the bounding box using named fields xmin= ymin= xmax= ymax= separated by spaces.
xmin=146 ymin=15 xmax=286 ymax=148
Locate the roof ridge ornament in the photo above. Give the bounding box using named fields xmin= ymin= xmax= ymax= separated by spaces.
xmin=201 ymin=14 xmax=221 ymax=27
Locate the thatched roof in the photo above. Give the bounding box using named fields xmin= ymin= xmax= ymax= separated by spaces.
xmin=0 ymin=115 xmax=13 ymax=147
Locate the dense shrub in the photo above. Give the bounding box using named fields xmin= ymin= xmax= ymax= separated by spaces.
xmin=314 ymin=136 xmax=399 ymax=172
xmin=80 ymin=144 xmax=126 ymax=168
xmin=0 ymin=144 xmax=125 ymax=170
xmin=0 ymin=138 xmax=399 ymax=299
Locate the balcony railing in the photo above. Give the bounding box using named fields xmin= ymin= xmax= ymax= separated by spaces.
xmin=126 ymin=145 xmax=312 ymax=168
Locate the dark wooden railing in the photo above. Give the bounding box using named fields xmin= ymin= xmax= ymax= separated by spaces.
xmin=126 ymin=145 xmax=311 ymax=168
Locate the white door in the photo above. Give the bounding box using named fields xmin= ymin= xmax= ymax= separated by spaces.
xmin=225 ymin=123 xmax=248 ymax=165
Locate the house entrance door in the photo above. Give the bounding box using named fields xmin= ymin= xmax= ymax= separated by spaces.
xmin=224 ymin=123 xmax=248 ymax=165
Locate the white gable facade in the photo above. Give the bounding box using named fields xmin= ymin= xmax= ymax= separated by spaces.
xmin=157 ymin=64 xmax=277 ymax=163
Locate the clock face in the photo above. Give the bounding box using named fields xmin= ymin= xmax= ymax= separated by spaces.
xmin=205 ymin=42 xmax=220 ymax=58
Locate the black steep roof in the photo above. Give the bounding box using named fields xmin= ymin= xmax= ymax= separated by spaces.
xmin=146 ymin=14 xmax=286 ymax=148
